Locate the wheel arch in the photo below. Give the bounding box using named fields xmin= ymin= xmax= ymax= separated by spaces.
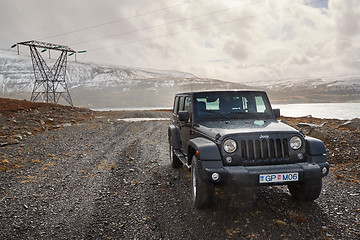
xmin=305 ymin=136 xmax=326 ymax=155
xmin=168 ymin=125 xmax=181 ymax=150
xmin=189 ymin=137 xmax=221 ymax=163
xmin=187 ymin=146 xmax=196 ymax=166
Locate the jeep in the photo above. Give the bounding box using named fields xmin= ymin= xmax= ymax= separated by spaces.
xmin=168 ymin=90 xmax=329 ymax=209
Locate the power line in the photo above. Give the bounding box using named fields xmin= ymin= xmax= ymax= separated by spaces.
xmin=70 ymin=0 xmax=267 ymax=46
xmin=86 ymin=0 xmax=327 ymax=52
xmin=37 ymin=0 xmax=202 ymax=41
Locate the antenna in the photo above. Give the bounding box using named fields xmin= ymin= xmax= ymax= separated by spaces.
xmin=12 ymin=40 xmax=85 ymax=107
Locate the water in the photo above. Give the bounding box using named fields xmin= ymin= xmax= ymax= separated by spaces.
xmin=92 ymin=102 xmax=360 ymax=120
xmin=273 ymin=103 xmax=360 ymax=120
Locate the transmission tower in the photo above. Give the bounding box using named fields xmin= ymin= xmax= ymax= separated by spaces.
xmin=15 ymin=40 xmax=75 ymax=106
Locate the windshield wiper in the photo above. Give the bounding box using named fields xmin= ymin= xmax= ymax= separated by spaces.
xmin=200 ymin=109 xmax=231 ymax=120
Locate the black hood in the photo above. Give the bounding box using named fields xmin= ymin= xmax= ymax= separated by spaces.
xmin=195 ymin=119 xmax=299 ymax=139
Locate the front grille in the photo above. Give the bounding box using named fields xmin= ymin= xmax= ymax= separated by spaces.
xmin=239 ymin=138 xmax=289 ymax=164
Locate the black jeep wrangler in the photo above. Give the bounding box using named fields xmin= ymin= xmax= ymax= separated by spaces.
xmin=168 ymin=90 xmax=329 ymax=209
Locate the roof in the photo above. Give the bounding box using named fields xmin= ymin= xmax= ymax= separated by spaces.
xmin=175 ymin=89 xmax=266 ymax=96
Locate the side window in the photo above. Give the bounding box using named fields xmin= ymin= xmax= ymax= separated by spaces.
xmin=242 ymin=97 xmax=248 ymax=112
xmin=173 ymin=96 xmax=179 ymax=114
xmin=184 ymin=97 xmax=191 ymax=113
xmin=178 ymin=96 xmax=185 ymax=112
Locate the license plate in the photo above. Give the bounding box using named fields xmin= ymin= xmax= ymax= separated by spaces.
xmin=259 ymin=172 xmax=298 ymax=183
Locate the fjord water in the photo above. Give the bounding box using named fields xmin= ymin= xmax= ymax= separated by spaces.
xmin=93 ymin=102 xmax=359 ymax=120
xmin=273 ymin=102 xmax=359 ymax=120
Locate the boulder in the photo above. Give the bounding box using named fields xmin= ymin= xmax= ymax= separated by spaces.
xmin=309 ymin=128 xmax=328 ymax=141
xmin=340 ymin=118 xmax=360 ymax=131
xmin=297 ymin=122 xmax=328 ymax=140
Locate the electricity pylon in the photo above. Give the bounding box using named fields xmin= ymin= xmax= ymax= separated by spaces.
xmin=15 ymin=40 xmax=75 ymax=106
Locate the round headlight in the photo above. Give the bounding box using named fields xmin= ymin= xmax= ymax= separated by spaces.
xmin=290 ymin=136 xmax=302 ymax=150
xmin=223 ymin=139 xmax=237 ymax=153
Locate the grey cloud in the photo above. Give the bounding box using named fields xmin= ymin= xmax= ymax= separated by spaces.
xmin=330 ymin=0 xmax=360 ymax=36
xmin=224 ymin=40 xmax=249 ymax=61
xmin=0 ymin=0 xmax=359 ymax=84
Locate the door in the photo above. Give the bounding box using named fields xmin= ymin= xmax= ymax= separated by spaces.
xmin=180 ymin=96 xmax=192 ymax=155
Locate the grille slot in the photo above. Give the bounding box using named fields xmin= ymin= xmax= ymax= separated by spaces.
xmin=240 ymin=138 xmax=289 ymax=163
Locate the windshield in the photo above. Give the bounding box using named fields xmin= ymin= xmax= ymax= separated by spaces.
xmin=193 ymin=92 xmax=273 ymax=122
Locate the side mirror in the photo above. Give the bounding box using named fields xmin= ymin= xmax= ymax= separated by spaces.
xmin=178 ymin=111 xmax=189 ymax=122
xmin=273 ymin=109 xmax=280 ymax=118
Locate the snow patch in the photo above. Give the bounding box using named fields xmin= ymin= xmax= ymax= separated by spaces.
xmin=117 ymin=118 xmax=171 ymax=122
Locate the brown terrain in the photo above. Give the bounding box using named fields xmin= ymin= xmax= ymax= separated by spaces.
xmin=0 ymin=97 xmax=359 ymax=239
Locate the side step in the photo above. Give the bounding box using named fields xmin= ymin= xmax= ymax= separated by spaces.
xmin=174 ymin=150 xmax=190 ymax=168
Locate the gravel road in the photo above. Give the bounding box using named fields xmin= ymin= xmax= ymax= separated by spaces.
xmin=1 ymin=110 xmax=359 ymax=239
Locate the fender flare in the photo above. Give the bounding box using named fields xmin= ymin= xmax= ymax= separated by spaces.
xmin=305 ymin=136 xmax=326 ymax=155
xmin=168 ymin=125 xmax=181 ymax=150
xmin=189 ymin=137 xmax=221 ymax=160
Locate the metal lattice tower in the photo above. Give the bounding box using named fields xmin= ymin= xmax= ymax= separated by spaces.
xmin=16 ymin=40 xmax=75 ymax=106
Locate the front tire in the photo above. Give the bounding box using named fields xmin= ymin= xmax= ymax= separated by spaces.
xmin=191 ymin=155 xmax=213 ymax=209
xmin=288 ymin=178 xmax=322 ymax=202
xmin=169 ymin=138 xmax=182 ymax=168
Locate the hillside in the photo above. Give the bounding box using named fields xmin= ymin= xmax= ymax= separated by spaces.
xmin=245 ymin=75 xmax=360 ymax=104
xmin=0 ymin=49 xmax=249 ymax=108
xmin=1 ymin=49 xmax=359 ymax=107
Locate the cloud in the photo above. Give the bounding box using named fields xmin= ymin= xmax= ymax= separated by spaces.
xmin=0 ymin=0 xmax=359 ymax=84
xmin=330 ymin=0 xmax=360 ymax=36
xmin=223 ymin=40 xmax=249 ymax=60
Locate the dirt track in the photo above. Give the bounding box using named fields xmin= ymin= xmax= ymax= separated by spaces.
xmin=1 ymin=109 xmax=359 ymax=239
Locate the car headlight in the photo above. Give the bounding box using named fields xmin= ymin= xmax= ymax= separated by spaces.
xmin=290 ymin=136 xmax=302 ymax=150
xmin=223 ymin=139 xmax=237 ymax=153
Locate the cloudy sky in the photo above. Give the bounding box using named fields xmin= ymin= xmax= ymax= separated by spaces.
xmin=0 ymin=0 xmax=359 ymax=84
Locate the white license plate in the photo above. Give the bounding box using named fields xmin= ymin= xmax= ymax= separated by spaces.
xmin=259 ymin=172 xmax=298 ymax=183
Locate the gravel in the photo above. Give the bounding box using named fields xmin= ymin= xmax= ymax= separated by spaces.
xmin=0 ymin=110 xmax=359 ymax=239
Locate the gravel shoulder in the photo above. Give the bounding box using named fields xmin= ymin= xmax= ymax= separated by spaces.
xmin=0 ymin=100 xmax=359 ymax=239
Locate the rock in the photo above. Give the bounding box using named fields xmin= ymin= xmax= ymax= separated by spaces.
xmin=297 ymin=122 xmax=328 ymax=141
xmin=339 ymin=118 xmax=360 ymax=131
xmin=12 ymin=134 xmax=23 ymax=140
xmin=1 ymin=138 xmax=20 ymax=146
xmin=298 ymin=122 xmax=328 ymax=128
xmin=309 ymin=128 xmax=328 ymax=141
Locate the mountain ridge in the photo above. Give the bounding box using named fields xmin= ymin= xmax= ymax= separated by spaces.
xmin=1 ymin=49 xmax=359 ymax=107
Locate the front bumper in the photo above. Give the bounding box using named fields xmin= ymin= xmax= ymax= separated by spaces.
xmin=201 ymin=160 xmax=329 ymax=185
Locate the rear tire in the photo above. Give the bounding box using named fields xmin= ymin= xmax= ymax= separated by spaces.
xmin=191 ymin=155 xmax=213 ymax=209
xmin=169 ymin=138 xmax=182 ymax=168
xmin=288 ymin=178 xmax=322 ymax=202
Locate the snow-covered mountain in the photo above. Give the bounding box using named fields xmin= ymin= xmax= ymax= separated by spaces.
xmin=0 ymin=49 xmax=197 ymax=93
xmin=245 ymin=75 xmax=360 ymax=92
xmin=245 ymin=75 xmax=360 ymax=104
xmin=0 ymin=49 xmax=248 ymax=108
xmin=1 ymin=49 xmax=359 ymax=107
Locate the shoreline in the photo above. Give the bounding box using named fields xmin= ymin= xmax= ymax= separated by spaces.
xmin=89 ymin=102 xmax=359 ymax=120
